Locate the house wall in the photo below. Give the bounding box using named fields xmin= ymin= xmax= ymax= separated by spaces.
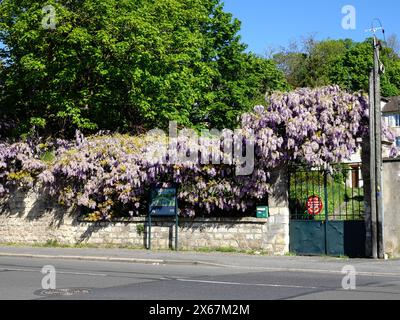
xmin=382 ymin=115 xmax=400 ymax=157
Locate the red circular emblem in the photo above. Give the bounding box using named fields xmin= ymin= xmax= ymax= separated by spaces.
xmin=306 ymin=196 xmax=323 ymax=215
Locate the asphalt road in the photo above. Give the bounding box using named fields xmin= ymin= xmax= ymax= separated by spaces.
xmin=1 ymin=255 xmax=400 ymax=300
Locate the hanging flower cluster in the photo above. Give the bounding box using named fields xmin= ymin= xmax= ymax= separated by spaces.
xmin=0 ymin=86 xmax=398 ymax=219
xmin=243 ymin=86 xmax=374 ymax=168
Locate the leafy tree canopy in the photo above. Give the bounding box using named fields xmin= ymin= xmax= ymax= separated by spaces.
xmin=273 ymin=36 xmax=400 ymax=97
xmin=0 ymin=0 xmax=288 ymax=138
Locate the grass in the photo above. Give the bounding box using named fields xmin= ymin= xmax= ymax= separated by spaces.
xmin=0 ymin=241 xmax=144 ymax=250
xmin=1 ymin=242 xmax=367 ymax=259
xmin=284 ymin=251 xmax=298 ymax=257
xmin=285 ymin=252 xmax=350 ymax=259
xmin=194 ymin=246 xmax=266 ymax=255
xmin=0 ymin=241 xmax=270 ymax=256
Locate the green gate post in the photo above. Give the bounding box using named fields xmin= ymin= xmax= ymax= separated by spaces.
xmin=324 ymin=170 xmax=329 ymax=255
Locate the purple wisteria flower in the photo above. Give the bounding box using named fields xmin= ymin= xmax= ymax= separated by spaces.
xmin=0 ymin=86 xmax=398 ymax=217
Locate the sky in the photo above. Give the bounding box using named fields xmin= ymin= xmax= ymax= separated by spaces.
xmin=223 ymin=0 xmax=400 ymax=55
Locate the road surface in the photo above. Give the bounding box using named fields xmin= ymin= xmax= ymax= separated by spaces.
xmin=0 ymin=249 xmax=400 ymax=300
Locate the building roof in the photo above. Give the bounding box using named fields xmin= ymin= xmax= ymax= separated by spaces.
xmin=382 ymin=96 xmax=400 ymax=114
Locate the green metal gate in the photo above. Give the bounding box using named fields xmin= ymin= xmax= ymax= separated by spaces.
xmin=289 ymin=164 xmax=366 ymax=257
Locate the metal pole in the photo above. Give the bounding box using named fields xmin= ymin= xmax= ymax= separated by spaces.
xmin=175 ymin=215 xmax=178 ymax=251
xmin=373 ymin=36 xmax=385 ymax=259
xmin=324 ymin=171 xmax=329 ymax=255
xmin=148 ymin=214 xmax=152 ymax=250
xmin=369 ymin=69 xmax=378 ymax=259
xmin=175 ymin=197 xmax=179 ymax=251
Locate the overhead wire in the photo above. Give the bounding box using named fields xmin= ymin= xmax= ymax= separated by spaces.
xmin=370 ymin=18 xmax=386 ymax=74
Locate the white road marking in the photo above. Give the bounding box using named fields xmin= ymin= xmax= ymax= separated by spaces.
xmin=2 ymin=254 xmax=400 ymax=278
xmin=0 ymin=267 xmax=107 ymax=277
xmin=195 ymin=262 xmax=400 ymax=278
xmin=176 ymin=278 xmax=319 ymax=289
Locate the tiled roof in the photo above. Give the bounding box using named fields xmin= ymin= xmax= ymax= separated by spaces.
xmin=382 ymin=96 xmax=400 ymax=113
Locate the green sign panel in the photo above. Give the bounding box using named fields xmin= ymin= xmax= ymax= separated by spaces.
xmin=147 ymin=187 xmax=179 ymax=251
xmin=149 ymin=188 xmax=177 ymax=216
xmin=256 ymin=206 xmax=269 ymax=218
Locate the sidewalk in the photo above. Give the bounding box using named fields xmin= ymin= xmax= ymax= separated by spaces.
xmin=1 ymin=245 xmax=400 ymax=276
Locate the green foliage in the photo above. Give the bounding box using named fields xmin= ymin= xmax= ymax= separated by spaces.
xmin=7 ymin=170 xmax=32 ymax=181
xmin=273 ymin=38 xmax=353 ymax=88
xmin=195 ymin=246 xmax=262 ymax=254
xmin=30 ymin=117 xmax=47 ymax=129
xmin=305 ymin=39 xmax=352 ymax=87
xmin=273 ymin=51 xmax=308 ymax=88
xmin=328 ymin=41 xmax=373 ymax=93
xmin=328 ymin=40 xmax=400 ymax=97
xmin=136 ymin=224 xmax=145 ymax=236
xmin=39 ymin=150 xmax=56 ymax=163
xmin=0 ymin=0 xmax=288 ymax=137
xmin=44 ymin=239 xmax=60 ymax=247
xmin=289 ymin=169 xmax=364 ymax=221
xmin=274 ymin=37 xmax=400 ymax=97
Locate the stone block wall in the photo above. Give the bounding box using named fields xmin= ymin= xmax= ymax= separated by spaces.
xmin=0 ymin=185 xmax=290 ymax=255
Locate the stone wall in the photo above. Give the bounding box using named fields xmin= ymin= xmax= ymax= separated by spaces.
xmin=383 ymin=160 xmax=400 ymax=258
xmin=0 ymin=184 xmax=290 ymax=255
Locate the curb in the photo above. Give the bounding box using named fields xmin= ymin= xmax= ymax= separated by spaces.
xmin=2 ymin=252 xmax=400 ymax=278
xmin=0 ymin=252 xmax=217 ymax=266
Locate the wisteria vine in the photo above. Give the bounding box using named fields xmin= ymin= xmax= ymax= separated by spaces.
xmin=0 ymin=86 xmax=398 ymax=219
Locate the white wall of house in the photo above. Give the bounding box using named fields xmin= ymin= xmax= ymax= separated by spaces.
xmin=383 ymin=114 xmax=400 ymax=147
xmin=343 ymin=99 xmax=398 ymax=187
xmin=382 ymin=99 xmax=400 ymax=145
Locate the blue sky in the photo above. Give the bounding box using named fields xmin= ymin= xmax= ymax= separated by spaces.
xmin=223 ymin=0 xmax=399 ymax=55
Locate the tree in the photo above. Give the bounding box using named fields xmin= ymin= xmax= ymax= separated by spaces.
xmin=305 ymin=39 xmax=352 ymax=87
xmin=272 ymin=39 xmax=309 ymax=88
xmin=0 ymin=0 xmax=288 ymax=138
xmin=271 ymin=37 xmax=352 ymax=88
xmin=328 ymin=41 xmax=372 ymax=93
xmin=273 ymin=51 xmax=308 ymax=88
xmin=273 ymin=37 xmax=400 ymax=97
xmin=203 ymin=53 xmax=290 ymax=129
xmin=329 ymin=39 xmax=400 ymax=97
xmin=386 ymin=34 xmax=400 ymax=57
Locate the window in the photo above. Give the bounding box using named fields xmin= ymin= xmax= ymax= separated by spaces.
xmin=385 ymin=114 xmax=400 ymax=127
xmin=396 ymin=115 xmax=400 ymax=127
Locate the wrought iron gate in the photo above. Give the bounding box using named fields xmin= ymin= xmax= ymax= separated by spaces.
xmin=289 ymin=164 xmax=366 ymax=257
